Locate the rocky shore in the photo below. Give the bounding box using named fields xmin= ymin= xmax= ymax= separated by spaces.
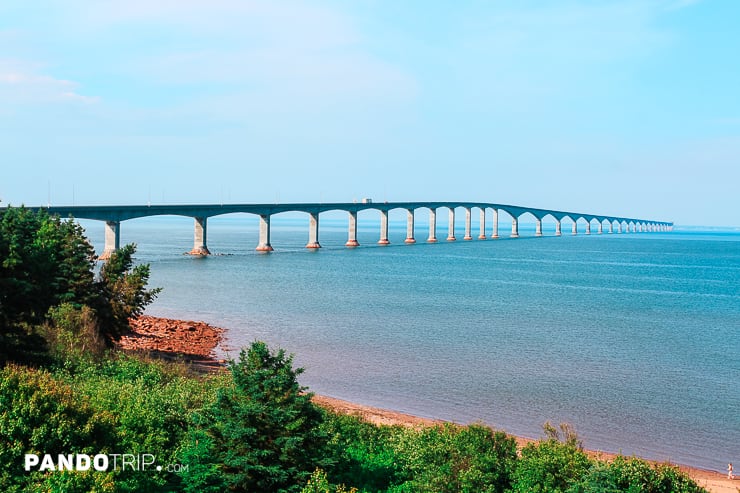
xmin=118 ymin=315 xmax=736 ymax=493
xmin=118 ymin=315 xmax=226 ymax=371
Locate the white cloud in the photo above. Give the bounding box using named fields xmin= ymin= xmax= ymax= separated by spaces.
xmin=0 ymin=60 xmax=100 ymax=105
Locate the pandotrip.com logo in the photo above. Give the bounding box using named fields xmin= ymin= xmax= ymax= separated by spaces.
xmin=24 ymin=453 xmax=188 ymax=473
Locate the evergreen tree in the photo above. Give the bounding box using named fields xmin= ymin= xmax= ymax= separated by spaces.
xmin=181 ymin=341 xmax=330 ymax=493
xmin=94 ymin=243 xmax=161 ymax=341
xmin=0 ymin=206 xmax=159 ymax=358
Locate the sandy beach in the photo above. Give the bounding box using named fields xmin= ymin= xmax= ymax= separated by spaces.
xmin=120 ymin=315 xmax=738 ymax=493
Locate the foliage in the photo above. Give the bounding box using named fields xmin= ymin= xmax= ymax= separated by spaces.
xmin=64 ymin=354 xmax=217 ymax=492
xmin=389 ymin=423 xmax=517 ymax=493
xmin=322 ymin=413 xmax=402 ymax=491
xmin=543 ymin=421 xmax=582 ymax=450
xmin=509 ymin=423 xmax=592 ymax=493
xmin=0 ymin=364 xmax=117 ymax=492
xmin=0 ymin=354 xmax=220 ymax=492
xmin=301 ymin=469 xmax=358 ymax=493
xmin=94 ymin=243 xmax=161 ymax=341
xmin=0 ymin=207 xmax=95 ymax=333
xmin=0 ymin=340 xmax=711 ymax=493
xmin=42 ymin=303 xmax=106 ymax=364
xmin=0 ymin=206 xmax=159 ymax=360
xmin=571 ymin=455 xmax=707 ymax=493
xmin=179 ymin=341 xmax=330 ymax=493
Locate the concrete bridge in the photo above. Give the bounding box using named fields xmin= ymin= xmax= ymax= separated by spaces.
xmin=31 ymin=202 xmax=673 ymax=259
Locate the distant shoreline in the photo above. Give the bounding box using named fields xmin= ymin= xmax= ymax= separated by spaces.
xmin=119 ymin=315 xmax=737 ymax=493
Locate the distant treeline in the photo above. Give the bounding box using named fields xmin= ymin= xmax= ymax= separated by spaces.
xmin=0 ymin=207 xmax=707 ymax=492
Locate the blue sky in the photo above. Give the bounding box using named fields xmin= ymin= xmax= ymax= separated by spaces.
xmin=1 ymin=0 xmax=738 ymax=226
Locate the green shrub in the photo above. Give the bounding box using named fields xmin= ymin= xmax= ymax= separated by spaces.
xmin=571 ymin=455 xmax=707 ymax=493
xmin=509 ymin=432 xmax=592 ymax=493
xmin=301 ymin=468 xmax=358 ymax=493
xmin=322 ymin=413 xmax=402 ymax=491
xmin=42 ymin=303 xmax=106 ymax=365
xmin=0 ymin=365 xmax=117 ymax=492
xmin=64 ymin=354 xmax=218 ymax=492
xmin=390 ymin=423 xmax=518 ymax=493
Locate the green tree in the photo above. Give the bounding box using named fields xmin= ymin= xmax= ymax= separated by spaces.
xmin=0 ymin=207 xmax=85 ymax=331
xmin=180 ymin=341 xmax=330 ymax=493
xmin=0 ymin=207 xmax=99 ymax=362
xmin=0 ymin=206 xmax=159 ymax=359
xmin=94 ymin=243 xmax=161 ymax=342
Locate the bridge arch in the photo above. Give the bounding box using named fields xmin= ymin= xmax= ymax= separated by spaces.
xmin=30 ymin=201 xmax=671 ymax=256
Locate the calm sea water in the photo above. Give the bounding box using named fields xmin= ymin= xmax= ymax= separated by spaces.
xmin=80 ymin=214 xmax=740 ymax=471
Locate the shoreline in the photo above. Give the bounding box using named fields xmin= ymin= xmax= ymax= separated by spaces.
xmin=119 ymin=315 xmax=737 ymax=493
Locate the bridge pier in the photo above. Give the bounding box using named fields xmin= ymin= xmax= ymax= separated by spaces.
xmin=36 ymin=202 xmax=671 ymax=256
xmin=405 ymin=209 xmax=416 ymax=243
xmin=189 ymin=216 xmax=211 ymax=255
xmin=447 ymin=208 xmax=456 ymax=241
xmin=306 ymin=212 xmax=321 ymax=249
xmin=345 ymin=211 xmax=359 ymax=247
xmin=463 ymin=208 xmax=473 ymax=240
xmin=510 ymin=217 xmax=519 ymax=238
xmin=491 ymin=209 xmax=499 ymax=239
xmin=378 ymin=210 xmax=390 ymax=245
xmin=99 ymin=220 xmax=121 ymax=260
xmin=256 ymin=214 xmax=273 ymax=252
xmin=478 ymin=209 xmax=487 ymax=239
xmin=428 ymin=209 xmax=438 ymax=242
